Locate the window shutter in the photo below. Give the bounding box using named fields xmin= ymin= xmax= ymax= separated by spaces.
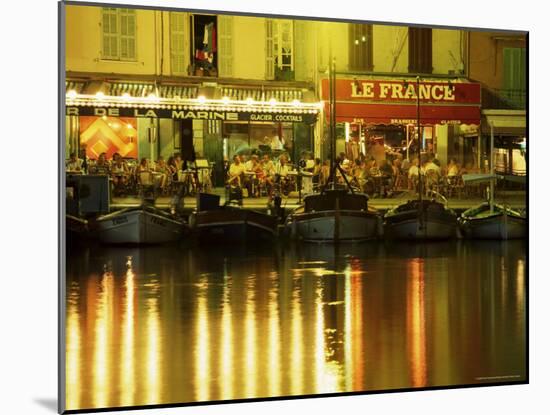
xmin=102 ymin=8 xmax=119 ymax=59
xmin=503 ymin=47 xmax=526 ymax=107
xmin=408 ymin=27 xmax=432 ymax=73
xmin=170 ymin=12 xmax=186 ymax=74
xmin=218 ymin=15 xmax=234 ymax=77
xmin=265 ymin=19 xmax=275 ymax=80
xmin=119 ymin=9 xmax=136 ymax=60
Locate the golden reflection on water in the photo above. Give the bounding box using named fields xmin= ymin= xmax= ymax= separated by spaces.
xmin=93 ymin=272 xmax=113 ymax=409
xmin=194 ymin=276 xmax=210 ymax=402
xmin=66 ymin=242 xmax=527 ymax=410
xmin=407 ymin=259 xmax=427 ymax=388
xmin=267 ymin=279 xmax=281 ymax=397
xmin=244 ymin=276 xmax=258 ymax=398
xmin=120 ymin=268 xmax=135 ymax=407
xmin=290 ymin=282 xmax=303 ymax=396
xmin=219 ymin=275 xmax=234 ymax=400
xmin=66 ymin=283 xmax=80 ymax=410
xmin=145 ymin=295 xmax=161 ymax=404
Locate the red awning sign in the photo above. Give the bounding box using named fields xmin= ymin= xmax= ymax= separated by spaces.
xmin=322 ymin=78 xmax=481 ymax=125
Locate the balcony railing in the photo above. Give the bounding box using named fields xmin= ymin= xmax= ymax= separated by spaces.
xmin=482 ymin=88 xmax=526 ymax=109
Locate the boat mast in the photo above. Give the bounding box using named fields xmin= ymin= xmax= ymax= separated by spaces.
xmin=490 ymin=121 xmax=495 ymax=213
xmin=416 ymin=76 xmax=422 ymax=204
xmin=330 ymin=53 xmax=336 ymax=189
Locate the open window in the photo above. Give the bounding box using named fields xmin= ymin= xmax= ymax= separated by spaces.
xmin=266 ymin=19 xmax=294 ymax=81
xmin=191 ymin=14 xmax=218 ymax=77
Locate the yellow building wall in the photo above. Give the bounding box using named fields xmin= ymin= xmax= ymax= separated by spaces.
xmin=432 ymin=28 xmax=464 ymax=75
xmin=65 ymin=5 xmax=160 ymax=75
xmin=232 ymin=16 xmax=267 ymax=80
xmin=314 ymin=21 xmax=349 ymax=73
xmin=372 ymin=25 xmax=408 ymax=73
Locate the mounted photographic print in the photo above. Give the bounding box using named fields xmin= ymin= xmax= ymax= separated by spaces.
xmin=59 ymin=0 xmax=528 ymax=413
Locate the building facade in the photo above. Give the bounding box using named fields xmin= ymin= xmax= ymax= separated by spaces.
xmin=66 ymin=5 xmax=523 ymax=179
xmin=468 ymin=30 xmax=527 ymax=175
xmin=65 ymin=5 xmax=321 ymax=185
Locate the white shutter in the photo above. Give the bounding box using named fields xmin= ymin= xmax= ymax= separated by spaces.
xmin=170 ymin=12 xmax=186 ymax=74
xmin=218 ymin=15 xmax=234 ymax=77
xmin=265 ymin=19 xmax=275 ymax=80
xmin=101 ymin=8 xmax=118 ymax=59
xmin=119 ymin=9 xmax=136 ymax=60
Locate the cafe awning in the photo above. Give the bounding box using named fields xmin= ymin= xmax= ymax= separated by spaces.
xmin=325 ymin=102 xmax=481 ymax=126
xmin=482 ymin=109 xmax=526 ymax=135
xmin=322 ymin=77 xmax=481 ymax=126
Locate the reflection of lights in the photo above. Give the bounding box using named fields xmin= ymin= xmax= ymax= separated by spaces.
xmin=269 ymin=98 xmax=277 ymax=106
xmin=120 ymin=268 xmax=135 ymax=406
xmin=219 ymin=277 xmax=233 ymax=400
xmin=244 ymin=277 xmax=257 ymax=398
xmin=245 ymin=97 xmax=254 ymax=105
xmin=290 ymin=286 xmax=303 ymax=395
xmin=407 ymin=259 xmax=427 ymax=388
xmin=516 ymin=259 xmax=525 ymax=312
xmin=197 ymin=95 xmax=206 ymax=103
xmin=268 ymin=283 xmax=281 ymax=397
xmin=221 ymin=96 xmax=230 ymax=104
xmin=122 ymin=93 xmax=131 ymax=100
xmin=145 ymin=296 xmax=160 ymax=404
xmin=66 ymin=283 xmax=80 ymax=410
xmin=95 ymin=91 xmax=105 ymax=99
xmin=67 ymin=89 xmax=77 ymax=99
xmin=292 ymin=99 xmax=300 ymax=106
xmin=126 ymin=124 xmax=133 ymax=129
xmin=194 ymin=278 xmax=210 ymax=402
xmin=344 ymin=266 xmax=353 ymax=391
xmin=101 ymin=115 xmax=107 ymax=121
xmin=93 ymin=272 xmax=114 ymax=409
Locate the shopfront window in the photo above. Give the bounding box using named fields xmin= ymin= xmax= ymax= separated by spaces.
xmin=223 ymin=122 xmax=295 ymax=161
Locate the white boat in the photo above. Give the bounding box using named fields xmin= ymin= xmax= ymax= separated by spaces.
xmin=95 ymin=206 xmax=185 ymax=244
xmin=286 ymin=189 xmax=382 ymax=242
xmin=384 ymin=199 xmax=458 ymax=240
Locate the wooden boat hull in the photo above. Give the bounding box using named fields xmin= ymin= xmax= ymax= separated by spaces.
xmin=96 ymin=208 xmax=184 ymax=244
xmin=460 ymin=211 xmax=526 ymax=239
xmin=287 ymin=210 xmax=381 ymax=242
xmin=384 ymin=202 xmax=458 ymax=240
xmin=190 ymin=208 xmax=278 ymax=241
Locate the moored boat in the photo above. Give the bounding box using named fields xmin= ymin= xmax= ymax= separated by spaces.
xmin=460 ymin=203 xmax=526 ymax=240
xmin=286 ymin=189 xmax=382 ymax=242
xmin=384 ymin=199 xmax=458 ymax=240
xmin=95 ymin=206 xmax=185 ymax=244
xmin=189 ymin=193 xmax=278 ymax=241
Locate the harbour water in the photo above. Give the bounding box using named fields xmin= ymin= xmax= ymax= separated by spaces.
xmin=65 ymin=240 xmax=527 ymax=411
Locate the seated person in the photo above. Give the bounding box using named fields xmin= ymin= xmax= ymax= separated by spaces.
xmin=228 ymin=154 xmax=246 ymax=187
xmin=66 ymin=152 xmax=83 ymax=172
xmin=446 ymin=158 xmax=460 ymax=177
xmin=154 ymin=156 xmax=170 ymax=191
xmin=273 ymin=154 xmax=292 ymax=194
xmin=111 ymin=153 xmax=129 ymax=192
xmin=90 ymin=152 xmax=110 ymax=175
